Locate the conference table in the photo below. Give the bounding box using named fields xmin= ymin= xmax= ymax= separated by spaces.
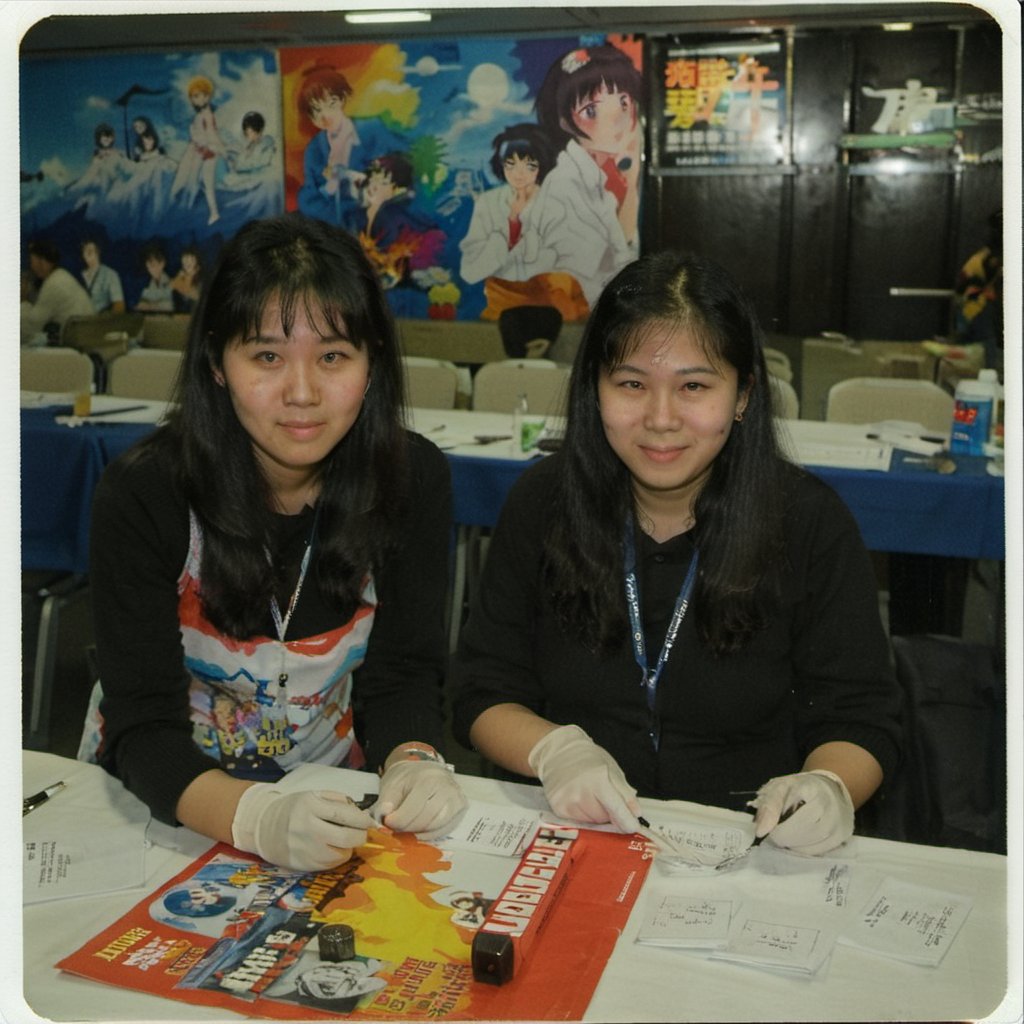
xmin=18 ymin=749 xmax=1014 ymax=1022
xmin=20 ymin=397 xmax=1006 ymax=576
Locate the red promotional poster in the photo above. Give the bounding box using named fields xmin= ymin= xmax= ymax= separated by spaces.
xmin=57 ymin=826 xmax=651 ymax=1020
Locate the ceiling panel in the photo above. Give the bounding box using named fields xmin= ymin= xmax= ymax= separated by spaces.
xmin=19 ymin=4 xmax=993 ymax=55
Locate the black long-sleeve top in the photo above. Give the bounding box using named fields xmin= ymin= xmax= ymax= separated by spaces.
xmin=452 ymin=453 xmax=901 ymax=812
xmin=89 ymin=429 xmax=452 ymax=824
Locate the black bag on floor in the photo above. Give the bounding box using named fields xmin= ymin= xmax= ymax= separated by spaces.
xmin=860 ymin=634 xmax=1006 ymax=854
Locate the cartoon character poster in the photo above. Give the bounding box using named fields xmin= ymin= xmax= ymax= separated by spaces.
xmin=280 ymin=35 xmax=643 ymax=322
xmin=57 ymin=829 xmax=651 ymax=1020
xmin=20 ymin=50 xmax=283 ymax=315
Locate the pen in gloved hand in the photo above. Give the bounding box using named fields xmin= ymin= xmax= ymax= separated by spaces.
xmin=751 ymin=799 xmax=805 ymax=847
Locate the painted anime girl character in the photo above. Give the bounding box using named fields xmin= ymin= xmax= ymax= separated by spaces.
xmin=459 ymin=121 xmax=585 ymax=322
xmin=105 ymin=119 xmax=177 ymax=234
xmin=169 ymin=75 xmax=226 ymax=225
xmin=295 ymin=64 xmax=404 ymax=226
xmin=533 ymin=44 xmax=643 ymax=312
xmin=66 ymin=122 xmax=130 ymax=211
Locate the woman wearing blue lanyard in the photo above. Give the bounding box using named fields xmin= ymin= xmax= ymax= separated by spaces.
xmin=452 ymin=250 xmax=901 ymax=856
xmin=82 ymin=214 xmax=466 ymax=870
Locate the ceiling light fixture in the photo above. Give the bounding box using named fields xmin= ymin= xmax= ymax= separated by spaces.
xmin=882 ymin=22 xmax=915 ymax=31
xmin=344 ymin=10 xmax=432 ymax=24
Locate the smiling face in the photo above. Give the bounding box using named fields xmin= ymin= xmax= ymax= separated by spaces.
xmin=598 ymin=321 xmax=748 ymax=537
xmin=572 ymin=82 xmax=636 ymax=155
xmin=216 ymin=294 xmax=370 ymax=507
xmin=503 ymin=153 xmax=540 ymax=190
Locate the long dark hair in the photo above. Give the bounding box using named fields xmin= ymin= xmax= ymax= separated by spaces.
xmin=144 ymin=213 xmax=409 ymax=638
xmin=545 ymin=249 xmax=787 ymax=655
xmin=534 ymin=44 xmax=643 ymax=150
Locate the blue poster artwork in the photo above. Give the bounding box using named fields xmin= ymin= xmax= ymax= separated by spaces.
xmin=20 ymin=49 xmax=283 ymax=313
xmin=281 ymin=34 xmax=643 ymax=321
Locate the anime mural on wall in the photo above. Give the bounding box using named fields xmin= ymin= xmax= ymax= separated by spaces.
xmin=280 ymin=35 xmax=643 ymax=321
xmin=20 ymin=50 xmax=283 ymax=314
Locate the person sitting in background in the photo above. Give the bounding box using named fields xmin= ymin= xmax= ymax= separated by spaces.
xmin=135 ymin=242 xmax=174 ymax=313
xmin=80 ymin=238 xmax=125 ymax=313
xmin=954 ymin=209 xmax=1002 ymax=372
xmin=452 ymin=249 xmax=901 ymax=857
xmin=171 ymin=245 xmax=203 ymax=314
xmin=21 ymin=238 xmax=95 ymax=346
xmin=79 ymin=213 xmax=466 ymax=871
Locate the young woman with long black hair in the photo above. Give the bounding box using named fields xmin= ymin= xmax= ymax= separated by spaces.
xmin=452 ymin=250 xmax=901 ymax=856
xmin=82 ymin=213 xmax=465 ymax=870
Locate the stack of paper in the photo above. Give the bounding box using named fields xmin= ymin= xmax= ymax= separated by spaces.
xmin=636 ymin=890 xmax=736 ymax=949
xmin=710 ymin=900 xmax=839 ymax=975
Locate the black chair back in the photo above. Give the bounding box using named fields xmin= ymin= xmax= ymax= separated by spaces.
xmin=498 ymin=305 xmax=563 ymax=359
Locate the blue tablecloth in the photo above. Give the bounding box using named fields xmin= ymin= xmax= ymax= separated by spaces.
xmin=21 ymin=408 xmax=153 ymax=574
xmin=21 ymin=408 xmax=1005 ymax=574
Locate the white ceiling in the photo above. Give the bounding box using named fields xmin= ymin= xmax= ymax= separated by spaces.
xmin=20 ymin=3 xmax=993 ymax=55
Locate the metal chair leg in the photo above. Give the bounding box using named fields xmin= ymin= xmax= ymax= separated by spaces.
xmin=26 ymin=574 xmax=88 ymax=751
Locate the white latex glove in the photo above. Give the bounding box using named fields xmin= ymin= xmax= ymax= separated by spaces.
xmin=231 ymin=784 xmax=375 ymax=872
xmin=527 ymin=724 xmax=640 ymax=832
xmin=749 ymin=769 xmax=855 ymax=856
xmin=376 ymin=760 xmax=468 ymax=839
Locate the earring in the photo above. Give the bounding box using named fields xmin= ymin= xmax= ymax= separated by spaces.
xmin=734 ymin=411 xmax=744 ymax=423
xmin=363 ymin=377 xmax=371 ymax=397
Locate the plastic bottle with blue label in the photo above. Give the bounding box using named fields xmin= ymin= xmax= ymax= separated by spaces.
xmin=949 ymin=376 xmax=994 ymax=455
xmin=976 ymin=368 xmax=1003 ymax=449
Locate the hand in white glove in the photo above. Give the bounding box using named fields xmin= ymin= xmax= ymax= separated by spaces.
xmin=749 ymin=769 xmax=855 ymax=856
xmin=231 ymin=784 xmax=375 ymax=872
xmin=376 ymin=760 xmax=468 ymax=840
xmin=527 ymin=724 xmax=640 ymax=833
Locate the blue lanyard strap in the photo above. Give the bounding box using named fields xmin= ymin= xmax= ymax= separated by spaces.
xmin=624 ymin=519 xmax=698 ymax=749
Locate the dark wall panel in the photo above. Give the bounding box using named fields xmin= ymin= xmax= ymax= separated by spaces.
xmin=845 ymin=172 xmax=956 ymax=339
xmin=645 ymin=174 xmax=786 ymax=329
xmin=789 ymin=168 xmax=844 ymax=334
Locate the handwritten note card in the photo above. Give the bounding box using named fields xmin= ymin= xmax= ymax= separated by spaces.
xmin=439 ymin=802 xmax=541 ymax=857
xmin=636 ymin=892 xmax=735 ymax=949
xmin=710 ymin=900 xmax=838 ymax=975
xmin=652 ymin=825 xmax=751 ymax=872
xmin=24 ymin=824 xmax=148 ymax=903
xmin=840 ymin=876 xmax=973 ymax=966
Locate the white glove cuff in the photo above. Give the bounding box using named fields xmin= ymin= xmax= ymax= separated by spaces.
xmin=230 ymin=782 xmax=278 ymax=853
xmin=527 ymin=724 xmax=590 ymax=775
xmin=808 ymin=769 xmax=855 ymax=819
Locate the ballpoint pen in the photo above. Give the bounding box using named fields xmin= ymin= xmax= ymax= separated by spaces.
xmin=712 ymin=800 xmax=807 ymax=870
xmin=23 ymin=780 xmax=66 ymax=816
xmin=636 ymin=815 xmax=690 ymax=856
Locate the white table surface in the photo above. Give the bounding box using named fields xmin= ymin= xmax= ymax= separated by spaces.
xmin=16 ymin=751 xmax=1018 ymax=1023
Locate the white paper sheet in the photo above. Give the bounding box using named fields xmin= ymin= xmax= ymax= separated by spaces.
xmin=636 ymin=890 xmax=736 ymax=949
xmin=710 ymin=899 xmax=839 ymax=975
xmin=23 ymin=824 xmax=148 ymax=903
xmin=839 ymin=876 xmax=973 ymax=966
